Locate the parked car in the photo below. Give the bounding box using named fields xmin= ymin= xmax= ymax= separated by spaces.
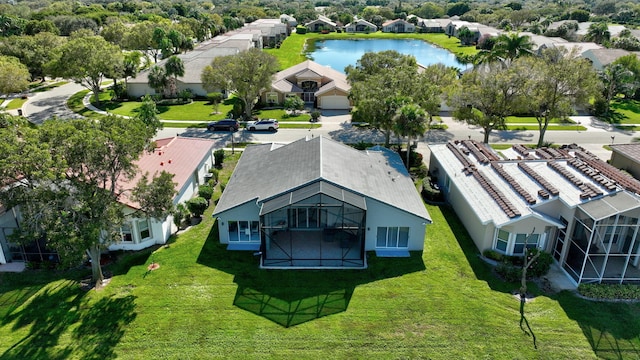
xmin=207 ymin=119 xmax=239 ymax=132
xmin=246 ymin=119 xmax=279 ymax=131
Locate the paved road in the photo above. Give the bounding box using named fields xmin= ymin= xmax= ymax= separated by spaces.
xmin=22 ymin=82 xmax=86 ymax=124
xmin=16 ymin=82 xmax=629 ymax=161
xmin=157 ymin=112 xmax=628 ymax=161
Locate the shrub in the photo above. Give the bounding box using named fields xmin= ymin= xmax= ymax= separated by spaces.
xmin=178 ymin=88 xmax=194 ymax=102
xmin=296 ymin=26 xmax=307 ymax=34
xmin=483 ymin=249 xmax=503 ymax=262
xmin=173 ymin=203 xmax=189 ymax=229
xmin=198 ymin=184 xmax=214 ymax=201
xmin=310 ymin=110 xmax=321 ymax=122
xmin=496 ymin=262 xmax=522 ymax=283
xmin=220 ymin=181 xmax=227 ymax=194
xmin=397 ymin=149 xmax=423 ymax=168
xmin=186 ymin=197 xmax=208 ymax=218
xmin=214 ymin=149 xmax=224 ymax=168
xmin=410 ymin=164 xmax=428 ymax=179
xmin=578 ymin=283 xmax=640 ymax=300
xmin=525 ymin=249 xmax=553 ymax=278
xmin=208 ymin=168 xmax=219 ymax=185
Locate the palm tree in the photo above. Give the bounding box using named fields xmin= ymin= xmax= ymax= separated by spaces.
xmin=164 ymin=55 xmax=185 ymax=98
xmin=393 ymin=103 xmax=427 ymax=169
xmin=585 ymin=22 xmax=610 ymax=44
xmin=147 ymin=65 xmax=168 ymax=96
xmin=474 ymin=33 xmax=534 ymax=66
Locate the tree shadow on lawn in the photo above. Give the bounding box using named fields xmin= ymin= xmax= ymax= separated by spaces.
xmin=0 ymin=278 xmax=136 ymax=360
xmin=197 ymin=224 xmax=426 ymax=327
xmin=555 ymin=292 xmax=640 ymax=360
xmin=599 ymin=110 xmax=628 ymax=125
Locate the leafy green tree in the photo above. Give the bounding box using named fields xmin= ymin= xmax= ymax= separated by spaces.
xmin=0 ymin=32 xmax=66 ymax=81
xmin=447 ymin=2 xmax=470 ymax=16
xmin=394 ymin=103 xmax=427 ymax=169
xmin=415 ymin=2 xmax=444 ymax=19
xmin=516 ymin=47 xmax=599 ymax=147
xmin=0 ymin=56 xmax=30 ymax=97
xmin=100 ymin=20 xmax=128 ymax=47
xmin=123 ymin=51 xmax=143 ymax=87
xmin=449 ymin=62 xmax=525 ymax=143
xmin=584 ymin=22 xmax=610 ymax=44
xmin=201 ymin=48 xmax=279 ymax=120
xmin=136 ymin=95 xmax=162 ymax=133
xmin=207 ymin=92 xmax=224 ymax=114
xmin=599 ymin=63 xmax=636 ymax=115
xmin=283 ymin=96 xmax=305 ymax=115
xmin=0 ymin=115 xmax=176 ymax=284
xmin=24 ymin=19 xmax=59 ymax=35
xmin=46 ymin=35 xmax=123 ymax=106
xmin=456 ymin=26 xmax=476 ymax=46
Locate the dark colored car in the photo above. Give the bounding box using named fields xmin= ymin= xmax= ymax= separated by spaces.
xmin=207 ymin=119 xmax=239 ymax=132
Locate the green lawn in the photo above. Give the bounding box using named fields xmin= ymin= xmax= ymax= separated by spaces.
xmin=4 ymin=97 xmax=27 ymax=110
xmin=505 ymin=116 xmax=576 ymax=125
xmin=266 ymin=32 xmax=478 ymax=70
xmin=1 ymin=152 xmax=638 ymax=359
xmin=605 ymin=99 xmax=640 ymax=124
xmin=506 ymin=124 xmax=587 ymax=131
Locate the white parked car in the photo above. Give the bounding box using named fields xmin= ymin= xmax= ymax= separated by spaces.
xmin=246 ymin=119 xmax=279 ymax=131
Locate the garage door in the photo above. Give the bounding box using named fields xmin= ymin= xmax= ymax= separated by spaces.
xmin=320 ymin=95 xmax=350 ymax=110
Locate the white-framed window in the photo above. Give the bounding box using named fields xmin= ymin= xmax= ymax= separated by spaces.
xmin=138 ymin=219 xmax=151 ymax=240
xmin=376 ymin=227 xmax=409 ymax=248
xmin=496 ymin=229 xmax=509 ymax=253
xmin=228 ymin=220 xmax=260 ymax=242
xmin=513 ymin=233 xmax=539 ymax=255
xmin=121 ymin=222 xmax=133 ymax=243
xmin=266 ymin=92 xmax=278 ymax=104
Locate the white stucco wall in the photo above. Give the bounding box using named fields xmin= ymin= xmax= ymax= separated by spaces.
xmin=364 ymin=198 xmax=427 ymax=251
xmin=215 ymin=201 xmax=261 ymax=244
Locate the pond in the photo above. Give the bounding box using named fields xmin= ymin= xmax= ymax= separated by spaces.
xmin=307 ymin=38 xmax=466 ymax=73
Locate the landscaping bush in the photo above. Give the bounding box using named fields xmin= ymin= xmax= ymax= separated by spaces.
xmin=186 ymin=197 xmax=208 ymax=218
xmin=198 ymin=184 xmax=214 ymax=201
xmin=296 ymin=26 xmax=307 ymax=34
xmin=483 ymin=249 xmax=503 ymax=262
xmin=397 ymin=149 xmax=423 ymax=168
xmin=524 ymin=248 xmax=553 ymax=278
xmin=496 ymin=262 xmax=522 ymax=283
xmin=173 ymin=203 xmax=189 ymax=230
xmin=208 ymin=168 xmax=219 ymax=185
xmin=220 ymin=181 xmax=227 ymax=194
xmin=178 ymin=88 xmax=194 ymax=102
xmin=578 ymin=283 xmax=640 ymax=300
xmin=310 ymin=110 xmax=321 ymax=122
xmin=410 ymin=164 xmax=428 ymax=179
xmin=214 ymin=149 xmax=224 ymax=168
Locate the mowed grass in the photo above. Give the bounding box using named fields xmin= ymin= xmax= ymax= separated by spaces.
xmin=606 ymin=99 xmax=640 ymax=124
xmin=1 ymin=152 xmax=639 ymax=359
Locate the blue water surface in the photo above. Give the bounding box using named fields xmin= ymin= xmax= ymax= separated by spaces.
xmin=308 ymin=38 xmax=466 ymax=73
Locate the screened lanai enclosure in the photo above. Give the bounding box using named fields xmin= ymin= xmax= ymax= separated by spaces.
xmin=259 ymin=182 xmax=366 ymax=268
xmin=558 ymin=192 xmax=640 ymax=284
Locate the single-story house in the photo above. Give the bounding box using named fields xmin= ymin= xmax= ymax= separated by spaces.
xmin=429 ymin=140 xmax=640 ymax=285
xmin=610 ymin=144 xmax=640 ymax=181
xmin=582 ymin=48 xmax=635 ymax=70
xmin=345 ymin=19 xmax=377 ymax=33
xmin=127 ymin=41 xmax=246 ymax=98
xmin=0 ymin=136 xmax=217 ymax=263
xmin=305 ymin=15 xmax=337 ymax=32
xmin=212 ymin=136 xmax=431 ymax=269
xmin=109 ymin=136 xmax=216 ymax=251
xmin=381 ymin=19 xmax=415 ymax=33
xmin=417 ymin=19 xmax=446 ymax=33
xmin=262 ymin=60 xmax=352 ymax=110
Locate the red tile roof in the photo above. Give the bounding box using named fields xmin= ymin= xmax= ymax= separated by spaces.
xmin=117 ymin=137 xmax=216 ymax=209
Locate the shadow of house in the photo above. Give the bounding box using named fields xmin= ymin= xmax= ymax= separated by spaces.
xmin=197 ymin=224 xmax=426 ymax=327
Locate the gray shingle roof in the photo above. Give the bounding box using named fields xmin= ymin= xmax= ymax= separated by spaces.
xmin=213 ymin=136 xmax=430 ymax=221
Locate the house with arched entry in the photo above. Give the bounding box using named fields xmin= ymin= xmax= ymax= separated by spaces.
xmin=262 ymin=60 xmax=352 ymax=110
